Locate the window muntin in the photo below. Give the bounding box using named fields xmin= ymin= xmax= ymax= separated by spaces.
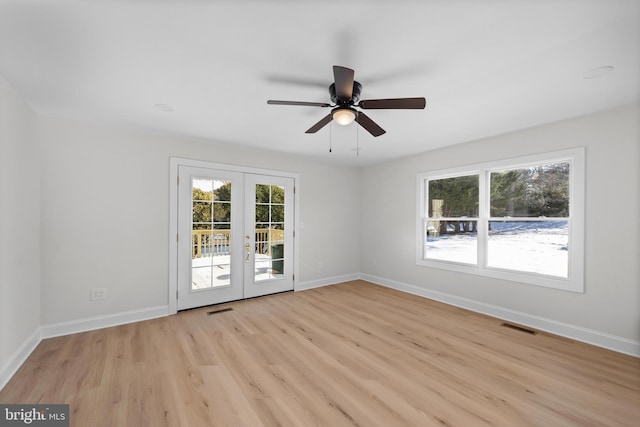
xmin=191 ymin=178 xmax=232 ymax=289
xmin=254 ymin=183 xmax=286 ymax=281
xmin=417 ymin=148 xmax=584 ymax=292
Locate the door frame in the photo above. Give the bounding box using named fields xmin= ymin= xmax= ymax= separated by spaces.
xmin=169 ymin=157 xmax=300 ymax=315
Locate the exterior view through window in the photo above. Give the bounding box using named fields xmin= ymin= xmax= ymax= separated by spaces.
xmin=254 ymin=184 xmax=286 ymax=281
xmin=191 ymin=178 xmax=232 ymax=289
xmin=417 ymin=148 xmax=584 ymax=292
xmin=488 ymin=163 xmax=569 ymax=277
xmin=426 ymin=174 xmax=479 ymax=265
xmin=190 ymin=180 xmax=288 ymax=288
xmin=173 ymin=161 xmax=297 ymax=311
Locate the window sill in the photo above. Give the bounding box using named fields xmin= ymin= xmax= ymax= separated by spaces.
xmin=416 ymin=258 xmax=584 ymax=293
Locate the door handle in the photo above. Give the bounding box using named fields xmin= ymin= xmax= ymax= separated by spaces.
xmin=245 ymin=243 xmax=251 ymax=263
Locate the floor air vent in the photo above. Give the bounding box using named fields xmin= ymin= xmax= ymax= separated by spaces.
xmin=207 ymin=307 xmax=233 ymax=315
xmin=501 ymin=322 xmax=537 ymax=335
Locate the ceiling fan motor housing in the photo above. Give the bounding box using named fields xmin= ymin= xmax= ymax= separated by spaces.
xmin=329 ymin=81 xmax=362 ymax=105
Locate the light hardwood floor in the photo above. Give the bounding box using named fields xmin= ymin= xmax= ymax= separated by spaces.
xmin=1 ymin=281 xmax=639 ymax=426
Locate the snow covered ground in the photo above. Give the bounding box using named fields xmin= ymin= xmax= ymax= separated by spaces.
xmin=426 ymin=221 xmax=568 ymax=277
xmin=191 ymin=254 xmax=283 ymax=289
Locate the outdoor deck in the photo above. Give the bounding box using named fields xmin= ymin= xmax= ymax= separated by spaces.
xmin=191 ymin=253 xmax=283 ymax=289
xmin=191 ymin=228 xmax=285 ymax=289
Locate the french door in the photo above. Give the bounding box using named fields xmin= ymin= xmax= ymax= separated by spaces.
xmin=177 ymin=166 xmax=294 ymax=310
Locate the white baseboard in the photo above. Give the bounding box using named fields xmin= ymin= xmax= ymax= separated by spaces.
xmin=3 ymin=276 xmax=637 ymax=393
xmin=1 ymin=305 xmax=170 ymax=391
xmin=295 ymin=273 xmax=361 ymax=292
xmin=41 ymin=305 xmax=169 ymax=339
xmin=0 ymin=327 xmax=42 ymax=391
xmin=361 ymin=274 xmax=640 ymax=358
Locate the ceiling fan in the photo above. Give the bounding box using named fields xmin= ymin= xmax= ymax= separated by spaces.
xmin=267 ymin=65 xmax=426 ymax=137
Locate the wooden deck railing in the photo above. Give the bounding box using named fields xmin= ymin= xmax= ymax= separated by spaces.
xmin=192 ymin=228 xmax=284 ymax=259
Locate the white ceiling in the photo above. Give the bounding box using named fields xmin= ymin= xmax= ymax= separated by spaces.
xmin=1 ymin=0 xmax=638 ymax=166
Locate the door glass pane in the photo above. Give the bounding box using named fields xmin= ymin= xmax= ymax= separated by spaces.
xmin=255 ymin=205 xmax=269 ymax=223
xmin=256 ymin=184 xmax=270 ymax=203
xmin=271 ymin=205 xmax=284 ymax=222
xmin=191 ymin=178 xmax=232 ymax=290
xmin=488 ymin=220 xmax=568 ymax=277
xmin=254 ymin=184 xmax=285 ymax=281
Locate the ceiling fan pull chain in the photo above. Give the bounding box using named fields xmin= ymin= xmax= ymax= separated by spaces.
xmin=356 ymin=121 xmax=359 ymax=156
xmin=329 ymin=121 xmax=333 ymax=153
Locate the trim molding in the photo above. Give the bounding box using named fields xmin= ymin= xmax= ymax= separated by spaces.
xmin=41 ymin=305 xmax=169 ymax=339
xmin=0 ymin=327 xmax=42 ymax=391
xmin=361 ymin=273 xmax=640 ymax=358
xmin=295 ymin=273 xmax=361 ymax=292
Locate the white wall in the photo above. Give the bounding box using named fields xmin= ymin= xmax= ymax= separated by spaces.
xmin=360 ymin=105 xmax=640 ymax=343
xmin=2 ymin=75 xmax=637 ymax=383
xmin=0 ymin=77 xmax=41 ymax=374
xmin=38 ymin=116 xmax=361 ymax=325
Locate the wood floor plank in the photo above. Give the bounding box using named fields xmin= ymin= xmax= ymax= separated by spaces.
xmin=1 ymin=280 xmax=638 ymax=426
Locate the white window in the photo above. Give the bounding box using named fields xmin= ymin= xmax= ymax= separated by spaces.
xmin=416 ymin=148 xmax=585 ymax=292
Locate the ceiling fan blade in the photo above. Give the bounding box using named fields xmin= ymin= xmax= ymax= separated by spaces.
xmin=264 ymin=74 xmax=328 ymax=89
xmin=333 ymin=66 xmax=354 ymax=100
xmin=305 ymin=113 xmax=333 ymax=134
xmin=358 ymin=97 xmax=426 ymax=110
xmin=267 ymin=100 xmax=331 ymax=107
xmin=356 ymin=112 xmax=386 ymax=137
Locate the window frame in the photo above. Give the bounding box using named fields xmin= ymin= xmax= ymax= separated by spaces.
xmin=416 ymin=147 xmax=585 ymax=293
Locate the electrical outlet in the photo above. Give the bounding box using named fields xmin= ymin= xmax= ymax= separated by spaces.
xmin=90 ymin=288 xmax=107 ymax=301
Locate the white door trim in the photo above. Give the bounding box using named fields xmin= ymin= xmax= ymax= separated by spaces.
xmin=169 ymin=157 xmax=300 ymax=315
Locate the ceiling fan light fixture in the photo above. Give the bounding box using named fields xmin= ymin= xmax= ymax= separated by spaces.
xmin=332 ymin=108 xmax=356 ymax=125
